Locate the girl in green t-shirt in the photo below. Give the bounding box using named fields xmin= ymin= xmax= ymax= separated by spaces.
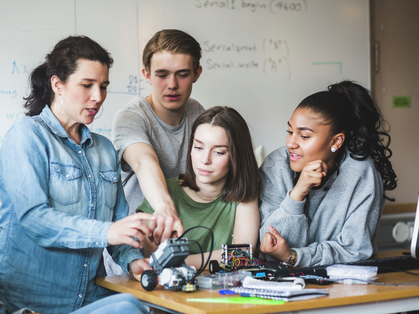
xmin=137 ymin=106 xmax=261 ymax=271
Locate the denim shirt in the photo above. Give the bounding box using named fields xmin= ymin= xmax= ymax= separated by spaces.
xmin=0 ymin=106 xmax=145 ymax=314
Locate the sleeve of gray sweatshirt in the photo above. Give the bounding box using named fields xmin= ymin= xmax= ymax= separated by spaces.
xmin=259 ymin=147 xmax=310 ymax=248
xmin=259 ymin=146 xmax=385 ymax=267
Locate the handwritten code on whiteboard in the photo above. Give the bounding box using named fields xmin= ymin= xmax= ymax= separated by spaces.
xmin=0 ymin=0 xmax=369 ymax=155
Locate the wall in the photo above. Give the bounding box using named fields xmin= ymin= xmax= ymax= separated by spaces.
xmin=370 ymin=0 xmax=419 ymax=203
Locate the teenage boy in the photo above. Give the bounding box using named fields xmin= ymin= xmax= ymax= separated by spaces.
xmin=113 ymin=29 xmax=204 ymax=244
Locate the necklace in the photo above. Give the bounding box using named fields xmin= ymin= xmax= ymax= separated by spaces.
xmin=195 ymin=190 xmax=221 ymax=202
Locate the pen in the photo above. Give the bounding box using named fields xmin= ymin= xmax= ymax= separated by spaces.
xmin=218 ymin=290 xmax=235 ymax=295
xmin=240 ymin=293 xmax=256 ymax=297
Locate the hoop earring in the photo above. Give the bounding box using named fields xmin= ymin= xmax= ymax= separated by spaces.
xmin=95 ymin=105 xmax=104 ymax=119
xmin=331 ymin=147 xmax=336 ymax=153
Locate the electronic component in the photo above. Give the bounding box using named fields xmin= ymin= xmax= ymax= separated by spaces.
xmin=209 ymin=243 xmax=261 ymax=274
xmin=140 ymin=238 xmax=197 ymax=292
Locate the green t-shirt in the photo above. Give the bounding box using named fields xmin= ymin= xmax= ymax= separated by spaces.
xmin=137 ymin=177 xmax=238 ymax=254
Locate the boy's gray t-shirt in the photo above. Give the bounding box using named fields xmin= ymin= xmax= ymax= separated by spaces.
xmin=112 ymin=95 xmax=205 ymax=214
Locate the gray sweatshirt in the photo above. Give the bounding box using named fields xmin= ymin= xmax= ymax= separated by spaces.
xmin=259 ymin=146 xmax=384 ymax=267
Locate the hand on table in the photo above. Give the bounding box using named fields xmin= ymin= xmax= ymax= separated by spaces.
xmin=260 ymin=226 xmax=292 ymax=262
xmin=130 ymin=258 xmax=153 ymax=281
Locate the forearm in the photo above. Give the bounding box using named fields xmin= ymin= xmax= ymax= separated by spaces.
xmin=124 ymin=144 xmax=176 ymax=214
xmin=108 ymin=245 xmax=147 ymax=273
xmin=20 ymin=206 xmax=111 ymax=248
xmin=233 ymin=199 xmax=260 ymax=254
xmin=294 ymin=238 xmax=373 ymax=267
xmin=260 ymin=192 xmax=309 ymax=248
xmin=185 ymin=249 xmax=222 ymax=270
xmin=296 ymin=206 xmax=379 ymax=267
xmin=136 ymin=160 xmax=174 ymax=213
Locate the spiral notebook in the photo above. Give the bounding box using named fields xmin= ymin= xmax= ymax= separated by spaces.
xmin=230 ymin=276 xmax=329 ymax=301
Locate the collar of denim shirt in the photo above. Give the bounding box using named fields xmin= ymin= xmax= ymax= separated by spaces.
xmin=39 ymin=105 xmax=93 ymax=148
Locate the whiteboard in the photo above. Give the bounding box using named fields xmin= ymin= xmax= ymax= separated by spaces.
xmin=0 ymin=0 xmax=370 ymax=157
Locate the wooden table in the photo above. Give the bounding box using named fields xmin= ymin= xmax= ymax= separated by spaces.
xmin=96 ymin=250 xmax=419 ymax=313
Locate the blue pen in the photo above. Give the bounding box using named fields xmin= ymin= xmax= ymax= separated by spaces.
xmin=218 ymin=290 xmax=235 ymax=295
xmin=240 ymin=293 xmax=256 ymax=297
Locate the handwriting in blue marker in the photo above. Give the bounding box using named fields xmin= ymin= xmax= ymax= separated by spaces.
xmin=5 ymin=112 xmax=25 ymax=120
xmin=0 ymin=89 xmax=18 ymax=98
xmin=11 ymin=61 xmax=27 ymax=74
xmin=127 ymin=75 xmax=144 ymax=95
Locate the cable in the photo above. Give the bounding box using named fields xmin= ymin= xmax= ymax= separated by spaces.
xmin=187 ymin=239 xmax=205 ymax=275
xmin=176 ymin=225 xmax=214 ymax=280
xmin=225 ymin=248 xmax=261 ymax=270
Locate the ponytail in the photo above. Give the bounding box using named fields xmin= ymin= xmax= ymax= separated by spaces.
xmin=329 ymin=81 xmax=397 ymax=198
xmin=298 ymin=80 xmax=397 ymax=200
xmin=24 ymin=63 xmax=53 ymax=116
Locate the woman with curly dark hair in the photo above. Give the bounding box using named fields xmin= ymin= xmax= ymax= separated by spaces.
xmin=259 ymin=80 xmax=397 ymax=268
